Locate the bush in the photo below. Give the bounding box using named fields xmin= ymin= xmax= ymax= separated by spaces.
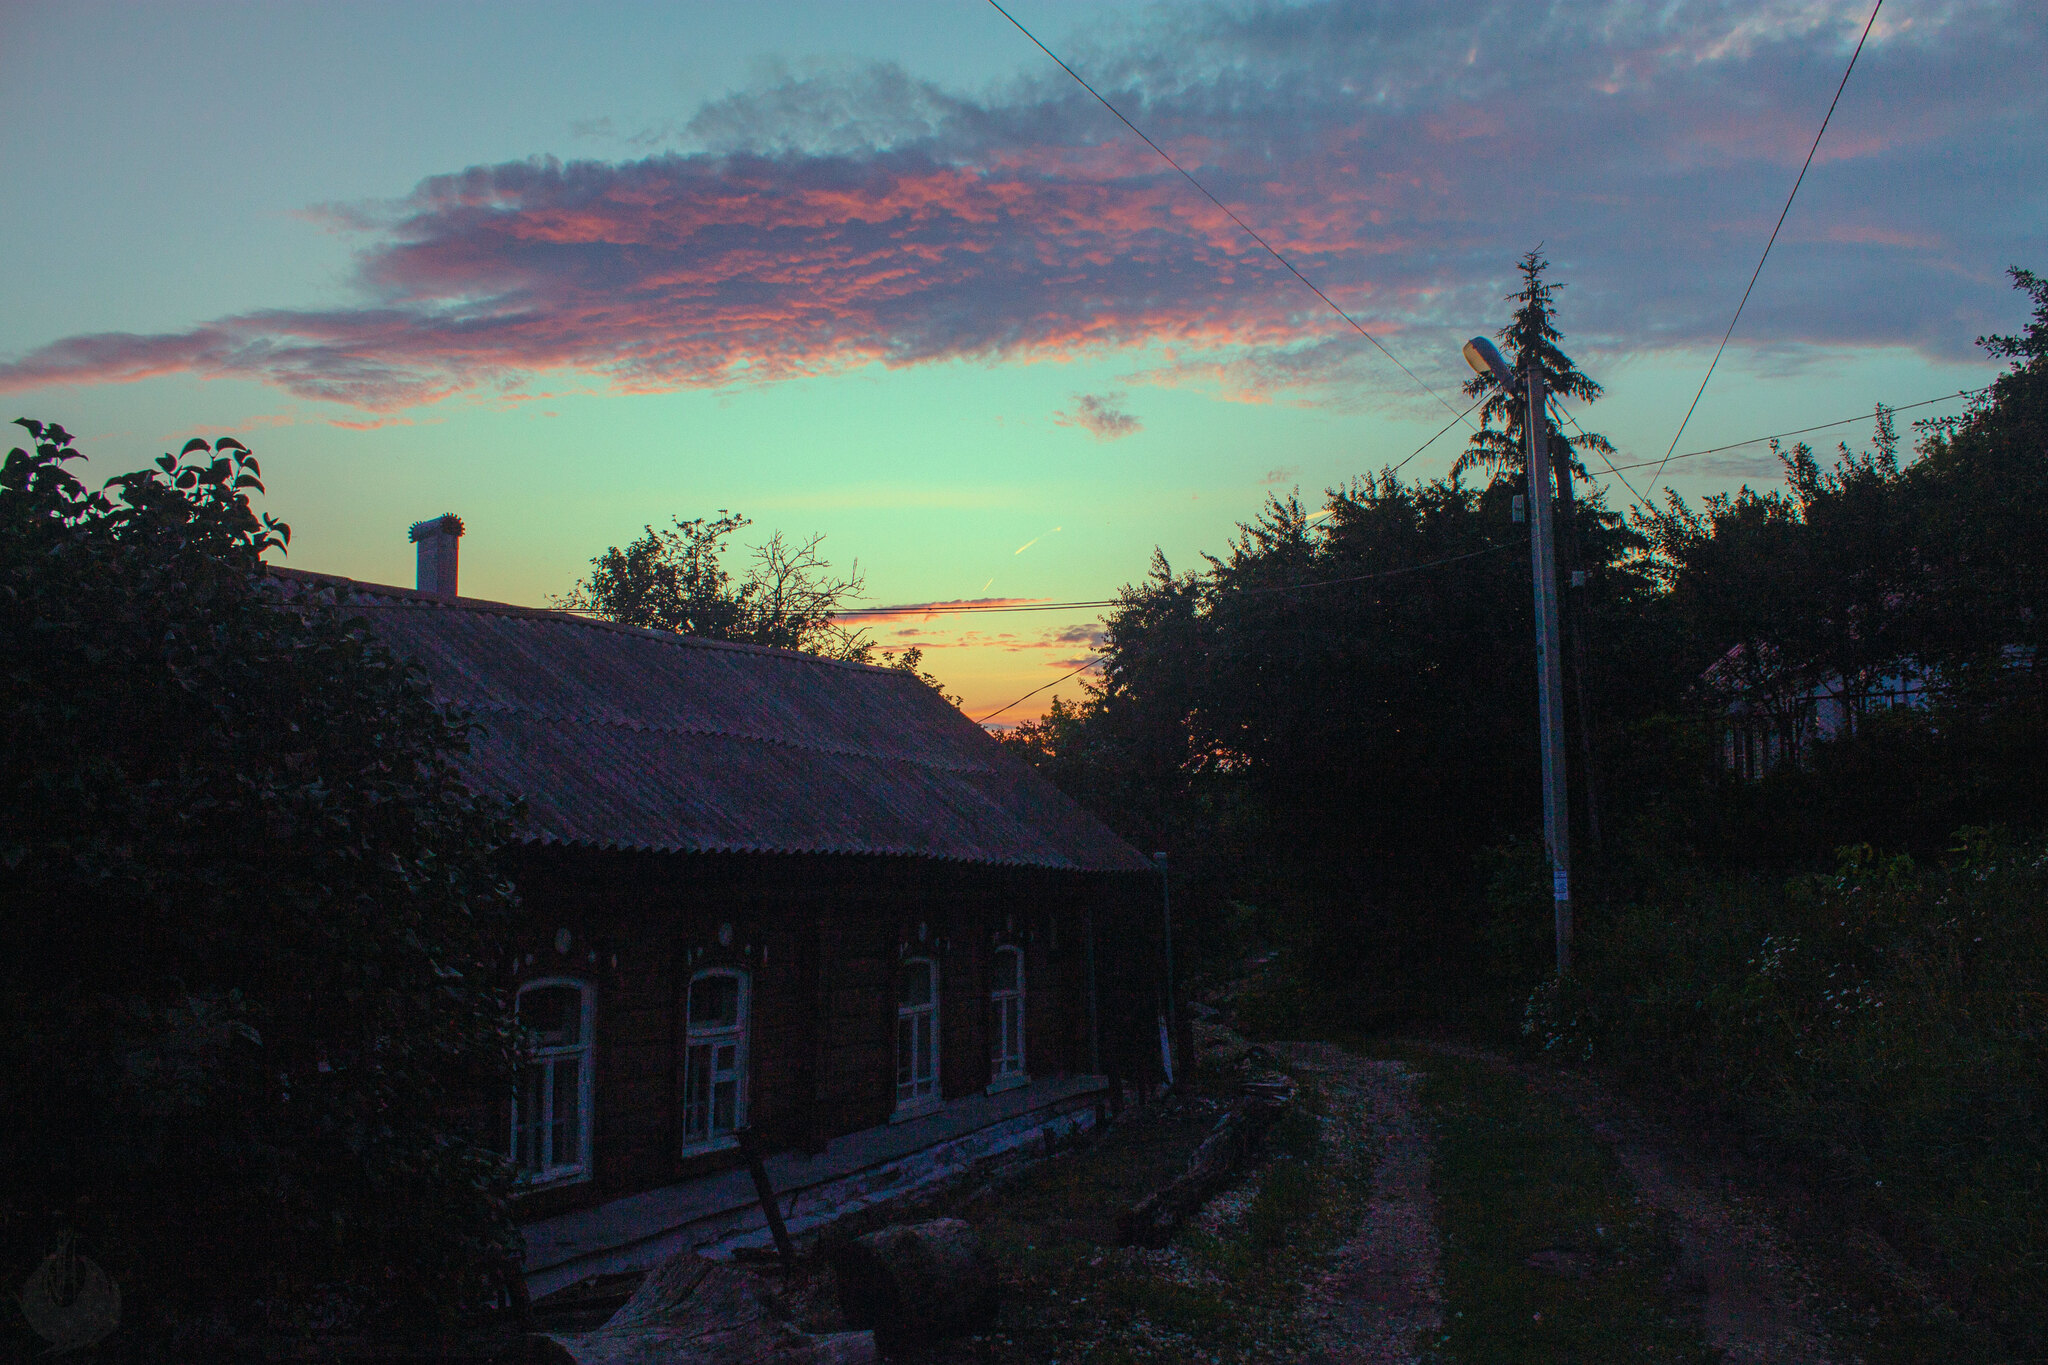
xmin=0 ymin=423 xmax=523 ymax=1353
xmin=1545 ymin=832 xmax=2048 ymax=1351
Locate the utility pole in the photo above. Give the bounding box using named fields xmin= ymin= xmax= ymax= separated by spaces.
xmin=1152 ymin=851 xmax=1176 ymax=1085
xmin=1550 ymin=448 xmax=1604 ymax=853
xmin=1524 ymin=367 xmax=1572 ymax=974
xmin=1464 ymin=337 xmax=1572 ymax=974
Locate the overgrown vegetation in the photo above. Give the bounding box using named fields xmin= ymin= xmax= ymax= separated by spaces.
xmin=1520 ymin=835 xmax=2048 ymax=1354
xmin=1 ymin=423 xmax=523 ymax=1354
xmin=1001 ymin=262 xmax=2048 ymax=1346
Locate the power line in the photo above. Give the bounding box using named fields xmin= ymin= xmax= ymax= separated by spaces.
xmin=329 ymin=541 xmax=1509 ymax=625
xmin=970 ymin=542 xmax=1510 ymax=722
xmin=1229 ymin=545 xmax=1507 ymax=598
xmin=1605 ymin=387 xmax=1980 ymax=477
xmin=1646 ymin=0 xmax=1884 ymax=497
xmin=849 ymin=543 xmax=1512 ymax=624
xmin=984 ymin=0 xmax=1476 ymax=432
xmin=1390 ymin=399 xmax=1483 ymax=475
xmin=834 ymin=598 xmax=1117 ymax=619
xmin=1549 ymin=396 xmax=1652 ymax=509
xmin=978 ymin=658 xmax=1100 ymax=725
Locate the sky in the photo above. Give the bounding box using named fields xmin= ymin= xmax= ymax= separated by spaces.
xmin=3 ymin=0 xmax=2043 ymax=721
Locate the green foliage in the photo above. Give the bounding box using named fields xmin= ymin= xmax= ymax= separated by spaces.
xmin=1001 ymin=467 xmax=1650 ymax=1011
xmin=1536 ymin=833 xmax=2048 ymax=1355
xmin=1634 ymin=263 xmax=2048 ymax=739
xmin=1454 ymin=246 xmax=1615 ymax=482
xmin=0 ymin=422 xmax=523 ymax=1349
xmin=876 ymin=644 xmax=961 ymax=707
xmin=558 ymin=510 xmax=875 ymax=660
xmin=1415 ymin=1050 xmax=1713 ymax=1364
xmin=559 ymin=512 xmax=961 ymax=704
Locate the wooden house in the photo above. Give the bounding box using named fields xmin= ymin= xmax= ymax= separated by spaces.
xmin=274 ymin=520 xmax=1159 ymax=1296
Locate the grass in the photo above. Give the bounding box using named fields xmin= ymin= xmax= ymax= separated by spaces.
xmin=772 ymin=1060 xmax=1371 ymax=1364
xmin=1378 ymin=1046 xmax=1717 ymax=1365
xmin=1532 ymin=835 xmax=2048 ymax=1359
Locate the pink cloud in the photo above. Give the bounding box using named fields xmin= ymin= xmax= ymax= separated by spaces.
xmin=0 ymin=1 xmax=2036 ymax=409
xmin=328 ymin=415 xmax=421 ymax=430
xmin=1053 ymin=392 xmax=1141 ymax=440
xmin=166 ymin=413 xmax=300 ymax=439
xmin=835 ymin=596 xmax=1048 ymax=623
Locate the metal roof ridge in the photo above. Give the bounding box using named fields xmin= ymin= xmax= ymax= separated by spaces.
xmin=513 ymin=830 xmax=1123 ymax=869
xmin=266 ymin=565 xmax=927 ymax=678
xmin=464 ymin=703 xmax=998 ymax=775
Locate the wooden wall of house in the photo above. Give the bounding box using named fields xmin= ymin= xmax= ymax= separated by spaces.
xmin=493 ymin=848 xmax=1153 ymax=1223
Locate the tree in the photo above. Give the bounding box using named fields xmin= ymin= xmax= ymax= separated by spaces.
xmin=1 ymin=422 xmax=522 ymax=1352
xmin=1455 ymin=249 xmax=1629 ymax=848
xmin=877 ymin=645 xmax=961 ymax=706
xmin=1617 ymin=267 xmax=2048 ymax=860
xmin=1001 ymin=463 xmax=1651 ymax=1010
xmin=1911 ymin=265 xmax=2048 ymax=679
xmin=559 ymin=512 xmax=875 ymax=661
xmin=1453 ymin=248 xmax=1614 ymax=483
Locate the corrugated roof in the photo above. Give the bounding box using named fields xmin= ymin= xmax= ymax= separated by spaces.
xmin=270 ymin=569 xmax=1150 ymax=873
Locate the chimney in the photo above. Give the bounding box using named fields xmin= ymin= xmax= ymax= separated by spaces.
xmin=409 ymin=513 xmax=464 ymax=597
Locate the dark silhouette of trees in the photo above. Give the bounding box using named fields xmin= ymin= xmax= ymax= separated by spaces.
xmin=559 ymin=513 xmax=961 ymax=702
xmin=560 ymin=512 xmax=874 ymax=660
xmin=1453 ymin=248 xmax=1614 ymax=483
xmin=1 ymin=423 xmax=523 ymax=1352
xmin=1003 ymin=261 xmax=2048 ymax=1006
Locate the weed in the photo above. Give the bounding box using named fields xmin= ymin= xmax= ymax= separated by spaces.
xmin=1546 ymin=832 xmax=2048 ymax=1356
xmin=1245 ymin=1159 xmax=1316 ymax=1250
xmin=1405 ymin=1049 xmax=1716 ymax=1365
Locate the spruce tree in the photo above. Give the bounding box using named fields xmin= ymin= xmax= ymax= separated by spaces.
xmin=1453 ymin=248 xmax=1613 ymax=483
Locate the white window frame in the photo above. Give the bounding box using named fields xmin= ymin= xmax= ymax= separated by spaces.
xmin=895 ymin=957 xmax=941 ymax=1118
xmin=988 ymin=945 xmax=1028 ymax=1093
xmin=510 ymin=978 xmax=595 ymax=1187
xmin=681 ymin=968 xmax=749 ymax=1155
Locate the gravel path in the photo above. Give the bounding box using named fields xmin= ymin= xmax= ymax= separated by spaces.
xmin=1278 ymin=1043 xmax=1443 ymax=1365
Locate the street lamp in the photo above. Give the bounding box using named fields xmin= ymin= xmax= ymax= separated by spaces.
xmin=1463 ymin=336 xmax=1572 ymax=975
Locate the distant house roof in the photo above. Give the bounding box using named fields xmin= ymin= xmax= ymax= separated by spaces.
xmin=271 ymin=569 xmax=1150 ymax=873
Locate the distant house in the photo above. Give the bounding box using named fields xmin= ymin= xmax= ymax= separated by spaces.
xmin=1703 ymin=642 xmax=1932 ymax=779
xmin=273 ymin=516 xmax=1159 ymax=1295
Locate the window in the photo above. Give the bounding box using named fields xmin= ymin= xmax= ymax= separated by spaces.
xmin=989 ymin=946 xmax=1026 ymax=1087
xmin=896 ymin=958 xmax=940 ymax=1111
xmin=682 ymin=970 xmax=748 ymax=1151
xmin=512 ymin=980 xmax=594 ymax=1184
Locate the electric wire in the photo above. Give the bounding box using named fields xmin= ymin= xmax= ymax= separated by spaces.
xmin=970 ymin=541 xmax=1511 ymax=721
xmin=977 ymin=658 xmax=1101 ymax=725
xmin=1606 ymin=387 xmax=1981 ymax=477
xmin=832 ymin=599 xmax=1116 ymax=619
xmin=330 ymin=387 xmax=1977 ymax=623
xmin=984 ymin=0 xmax=1476 ymax=432
xmin=1390 ymin=399 xmax=1483 ymax=475
xmin=1548 ymin=396 xmax=1652 ymax=509
xmin=1227 ymin=545 xmax=1507 ymax=599
xmin=843 ymin=542 xmax=1512 ymax=622
xmin=1646 ymin=0 xmax=1885 ymax=497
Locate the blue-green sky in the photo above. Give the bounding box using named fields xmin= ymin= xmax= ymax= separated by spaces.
xmin=4 ymin=1 xmax=2041 ymax=716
